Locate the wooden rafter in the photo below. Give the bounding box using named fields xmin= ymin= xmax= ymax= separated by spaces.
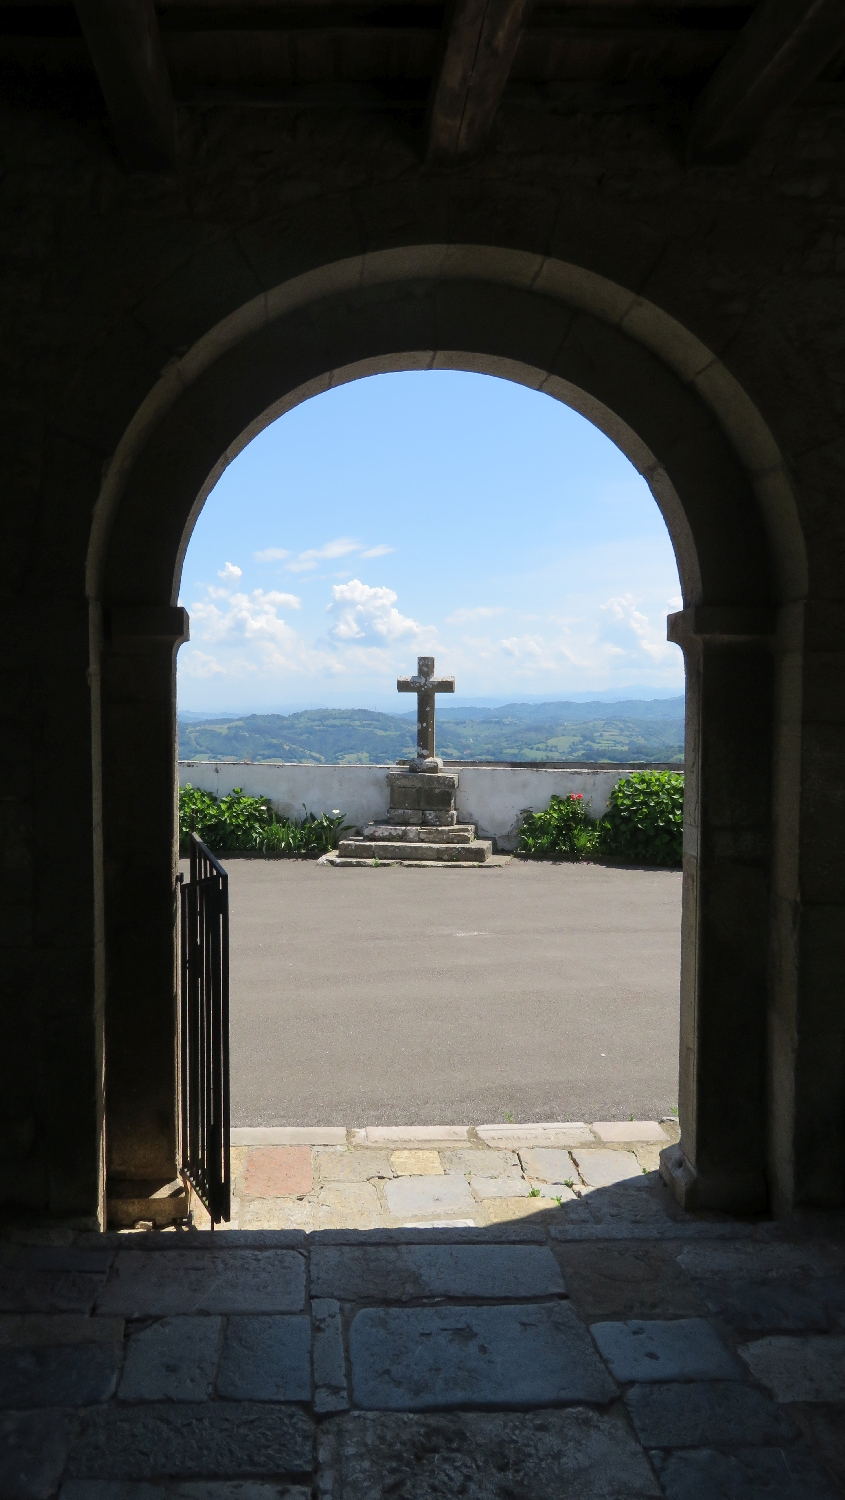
xmin=427 ymin=0 xmax=531 ymax=164
xmin=74 ymin=0 xmax=177 ymax=170
xmin=690 ymin=0 xmax=845 ymax=161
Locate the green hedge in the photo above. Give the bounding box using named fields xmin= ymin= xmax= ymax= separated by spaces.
xmin=517 ymin=771 xmax=684 ymax=867
xmin=179 ymin=785 xmax=350 ymax=857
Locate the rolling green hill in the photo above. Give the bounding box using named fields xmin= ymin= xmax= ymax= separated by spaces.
xmin=178 ymin=700 xmax=684 ymax=765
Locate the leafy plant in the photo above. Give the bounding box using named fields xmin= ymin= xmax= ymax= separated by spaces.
xmin=516 ymin=793 xmax=601 ymax=860
xmin=601 ymin=770 xmax=684 ymax=867
xmin=179 ymin=786 xmax=350 ymax=857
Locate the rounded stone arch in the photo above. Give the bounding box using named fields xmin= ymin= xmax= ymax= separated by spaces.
xmin=88 ymin=246 xmax=806 ymax=1221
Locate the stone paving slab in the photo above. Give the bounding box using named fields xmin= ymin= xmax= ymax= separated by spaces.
xmin=519 ymin=1147 xmax=578 ymax=1183
xmin=231 ymin=1129 xmax=346 ymax=1146
xmin=472 ymin=1176 xmax=532 ymax=1198
xmin=317 ymin=1184 xmax=382 ymax=1229
xmin=625 ymin=1380 xmax=800 ymax=1448
xmin=572 ymin=1149 xmax=644 ymax=1188
xmin=60 ymin=1486 xmax=312 ymax=1499
xmin=316 ymin=1408 xmax=661 ymax=1498
xmin=651 ymin=1445 xmax=840 ymax=1500
xmin=477 ymin=1123 xmax=595 ymax=1148
xmin=590 ymin=1318 xmax=743 ymax=1383
xmin=697 ymin=1277 xmax=831 ymax=1331
xmin=360 ymin=1127 xmax=469 ymax=1143
xmin=0 ymin=1267 xmax=108 ymax=1314
xmin=349 ymin=1302 xmax=617 ymax=1408
xmin=96 ymin=1252 xmax=306 ymax=1316
xmin=312 ymin=1299 xmax=348 ymax=1414
xmin=242 ymin=1149 xmax=313 ymax=1198
xmin=382 ymin=1174 xmax=476 ymax=1219
xmin=389 ymin=1150 xmax=442 ymax=1176
xmin=556 ymin=1244 xmax=709 ymax=1321
xmin=120 ymin=1317 xmax=221 ymax=1402
xmin=218 ymin=1316 xmax=311 ymax=1401
xmin=592 ymin=1122 xmax=669 ymax=1143
xmin=1 ymin=1407 xmax=81 ymax=1500
xmin=311 ymin=1244 xmax=565 ymax=1301
xmin=0 ymin=1313 xmax=125 ymax=1345
xmin=0 ymin=1342 xmax=121 ymax=1408
xmin=738 ymin=1334 xmax=845 ymax=1402
xmin=313 ymin=1150 xmax=392 ymax=1183
xmin=66 ymin=1405 xmax=314 ymax=1481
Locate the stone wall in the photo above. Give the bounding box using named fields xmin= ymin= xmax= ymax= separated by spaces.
xmin=178 ymin=761 xmax=658 ymax=851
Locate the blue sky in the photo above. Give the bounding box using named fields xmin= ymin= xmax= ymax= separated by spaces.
xmin=177 ymin=371 xmax=684 ymax=714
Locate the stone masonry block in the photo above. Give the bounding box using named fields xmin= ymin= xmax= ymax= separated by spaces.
xmin=625 ymin=1379 xmax=799 ymax=1448
xmin=0 ymin=1343 xmax=120 ymax=1408
xmin=312 ymin=1299 xmax=348 ymax=1414
xmin=387 ymin=809 xmax=422 ymax=823
xmin=67 ymin=1405 xmax=313 ymax=1480
xmin=0 ymin=1267 xmax=107 ymax=1315
xmin=310 ymin=1245 xmax=565 ymax=1301
xmin=119 ymin=1317 xmax=222 ymax=1402
xmin=316 ymin=1409 xmax=660 ymax=1498
xmin=217 ymin=1315 xmax=311 ymax=1401
xmin=591 ymin=1318 xmax=742 ymax=1383
xmin=97 ymin=1251 xmax=306 ymax=1316
xmin=349 ymin=1302 xmax=616 ymax=1409
xmin=242 ymin=1148 xmax=313 ymax=1198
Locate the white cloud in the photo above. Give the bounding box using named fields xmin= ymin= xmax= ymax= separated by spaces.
xmin=179 ymin=650 xmax=229 ymax=678
xmin=446 ymin=606 xmax=507 ymax=625
xmin=361 ymin=544 xmax=394 ymax=558
xmin=327 ymin=579 xmax=431 ymax=644
xmin=288 ymin=537 xmax=360 ymax=572
xmin=218 ymin=561 xmax=242 ymax=581
xmin=254 ymin=547 xmax=290 ymax=562
xmin=599 ymin=593 xmax=674 ymax=662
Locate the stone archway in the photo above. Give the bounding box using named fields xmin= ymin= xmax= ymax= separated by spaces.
xmin=87 ymin=245 xmax=806 ymax=1221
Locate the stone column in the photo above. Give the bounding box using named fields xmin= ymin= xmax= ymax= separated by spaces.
xmin=661 ymin=606 xmax=776 ymax=1214
xmin=98 ymin=605 xmax=188 ymax=1198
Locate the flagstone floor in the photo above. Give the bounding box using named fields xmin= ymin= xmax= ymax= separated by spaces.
xmin=212 ymin=1118 xmax=683 ymax=1232
xmin=3 ymin=1119 xmax=845 ymax=1498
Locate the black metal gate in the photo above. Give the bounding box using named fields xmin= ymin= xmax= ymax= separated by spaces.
xmin=179 ymin=833 xmax=231 ymax=1224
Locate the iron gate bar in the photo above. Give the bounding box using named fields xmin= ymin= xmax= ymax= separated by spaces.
xmin=179 ymin=832 xmax=231 ymax=1224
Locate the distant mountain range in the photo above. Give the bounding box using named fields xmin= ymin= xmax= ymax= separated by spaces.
xmin=178 ymin=698 xmax=685 ymax=765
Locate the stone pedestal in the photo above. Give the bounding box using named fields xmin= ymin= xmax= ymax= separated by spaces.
xmin=330 ymin=763 xmax=493 ymax=866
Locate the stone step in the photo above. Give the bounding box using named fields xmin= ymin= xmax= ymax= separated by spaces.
xmin=337 ymin=838 xmax=493 ymax=863
xmin=362 ymin=823 xmax=476 ymax=844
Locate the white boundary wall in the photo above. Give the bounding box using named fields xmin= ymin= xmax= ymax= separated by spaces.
xmin=178 ymin=761 xmax=656 ymax=851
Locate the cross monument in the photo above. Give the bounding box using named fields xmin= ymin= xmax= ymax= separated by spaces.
xmin=397 ymin=656 xmax=455 ymax=765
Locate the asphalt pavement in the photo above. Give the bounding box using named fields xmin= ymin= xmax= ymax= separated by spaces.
xmin=222 ymin=858 xmax=682 ymax=1127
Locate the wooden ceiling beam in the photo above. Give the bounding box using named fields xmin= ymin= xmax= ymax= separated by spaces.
xmin=690 ymin=0 xmax=845 ymax=161
xmin=427 ymin=0 xmax=531 ymax=164
xmin=74 ymin=0 xmax=177 ymax=170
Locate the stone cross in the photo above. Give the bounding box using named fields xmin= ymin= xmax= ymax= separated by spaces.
xmin=397 ymin=656 xmax=455 ymax=763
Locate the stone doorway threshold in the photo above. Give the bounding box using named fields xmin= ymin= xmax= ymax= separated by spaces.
xmin=200 ymin=1119 xmax=682 ymax=1233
